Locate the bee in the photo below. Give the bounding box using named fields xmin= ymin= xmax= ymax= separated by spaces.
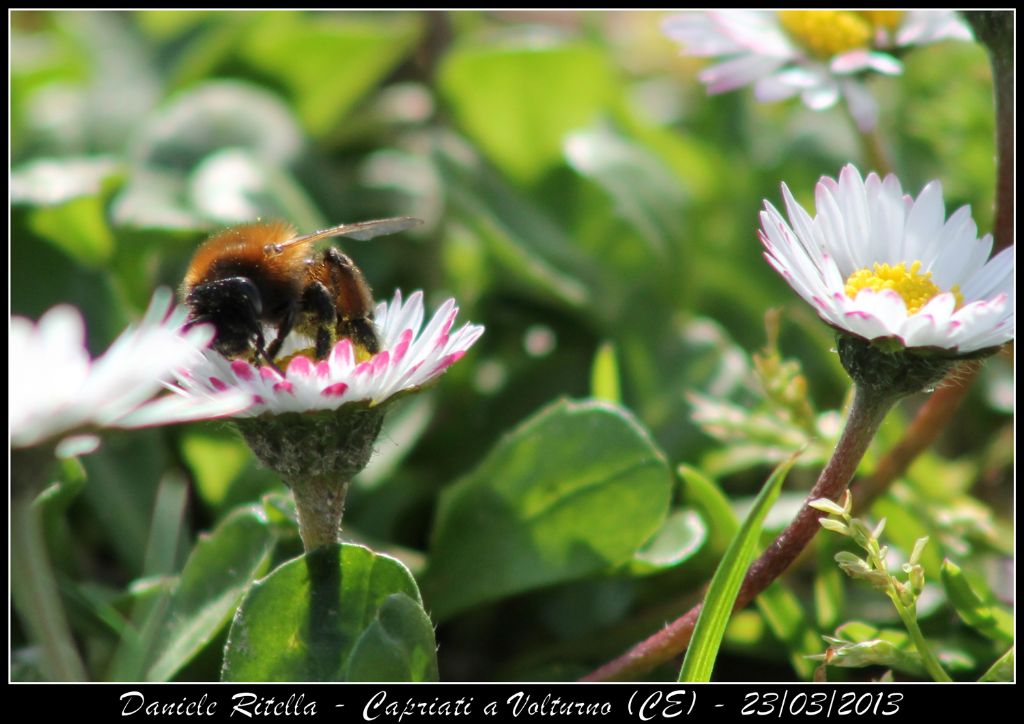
xmin=181 ymin=217 xmax=422 ymax=369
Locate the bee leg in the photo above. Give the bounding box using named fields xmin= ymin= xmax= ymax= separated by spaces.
xmin=321 ymin=247 xmax=380 ymax=356
xmin=264 ymin=305 xmax=296 ymax=363
xmin=340 ymin=318 xmax=381 ymax=356
xmin=300 ymin=281 xmax=337 ymax=360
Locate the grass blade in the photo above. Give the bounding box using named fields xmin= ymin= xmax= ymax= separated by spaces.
xmin=679 ymin=451 xmax=800 ymax=682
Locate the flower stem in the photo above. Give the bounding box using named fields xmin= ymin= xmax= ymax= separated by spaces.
xmin=842 ymin=100 xmax=893 ymax=177
xmin=964 ymin=11 xmax=1013 ymax=254
xmin=860 ymin=532 xmax=952 ymax=682
xmin=291 ymin=476 xmax=350 ymax=553
xmin=583 ymin=384 xmax=896 ymax=681
xmin=858 ymin=124 xmax=894 ymax=178
xmin=851 ymin=364 xmax=977 ymax=512
xmin=889 ymin=596 xmax=952 ymax=682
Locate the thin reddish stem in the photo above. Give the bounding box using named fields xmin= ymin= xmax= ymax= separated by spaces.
xmin=583 ymin=385 xmax=894 ymax=681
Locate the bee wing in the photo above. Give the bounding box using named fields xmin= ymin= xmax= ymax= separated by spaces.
xmin=266 ymin=217 xmax=422 ymax=254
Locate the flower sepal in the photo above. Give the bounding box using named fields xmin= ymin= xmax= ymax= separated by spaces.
xmin=235 ymin=401 xmax=388 ymax=486
xmin=836 ymin=334 xmax=957 ymax=398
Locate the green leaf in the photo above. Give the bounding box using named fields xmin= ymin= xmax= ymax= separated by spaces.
xmin=222 ymin=544 xmax=435 ymax=682
xmin=146 ymin=506 xmax=275 ymax=681
xmin=679 ymin=451 xmax=798 ymax=682
xmin=180 ymin=429 xmax=255 ymax=510
xmin=439 ymin=36 xmax=617 ymax=183
xmin=630 ymin=509 xmax=706 ymax=574
xmin=108 ymin=472 xmax=190 ymax=681
xmin=434 ymin=138 xmax=596 ymax=310
xmin=345 ymin=594 xmax=439 ymax=682
xmin=680 ymin=466 xmax=818 ymax=679
xmin=940 ymin=559 xmax=1013 ymax=645
xmin=756 ymin=583 xmax=820 ymax=680
xmin=978 ymin=647 xmax=1013 ymax=682
xmin=814 ymin=539 xmax=845 ymax=632
xmin=239 ymin=13 xmax=422 ymax=137
xmin=871 ymin=494 xmax=943 ymax=577
xmin=424 ymin=399 xmax=672 ymax=620
xmin=564 ymin=127 xmax=686 ymax=262
xmin=590 ymin=341 xmax=621 ymax=404
xmin=824 ymin=621 xmax=976 ymax=675
xmin=677 ymin=464 xmax=738 ymax=555
xmin=12 ymin=157 xmax=121 ymax=267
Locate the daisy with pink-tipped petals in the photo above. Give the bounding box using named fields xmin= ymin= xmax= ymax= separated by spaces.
xmin=10 ymin=288 xmax=250 ymax=451
xmin=173 ymin=289 xmax=484 ymax=416
xmin=662 ymin=10 xmax=972 ymax=131
xmin=759 ymin=164 xmax=1013 ymax=356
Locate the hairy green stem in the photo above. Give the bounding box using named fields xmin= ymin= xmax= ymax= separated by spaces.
xmin=291 ymin=476 xmax=350 ymax=552
xmin=583 ymin=384 xmax=896 ymax=681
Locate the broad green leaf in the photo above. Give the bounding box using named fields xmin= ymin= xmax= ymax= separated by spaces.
xmin=222 ymin=543 xmax=434 ymax=682
xmin=424 ymin=398 xmax=672 ymax=620
xmin=439 ymin=37 xmax=617 ymax=183
xmin=345 ymin=594 xmax=439 ymax=682
xmin=940 ymin=559 xmax=1013 ymax=645
xmin=679 ymin=451 xmax=798 ymax=682
xmin=146 ymin=506 xmax=276 ymax=681
xmin=239 ymin=13 xmax=421 ymax=137
xmin=590 ymin=341 xmax=621 ymax=404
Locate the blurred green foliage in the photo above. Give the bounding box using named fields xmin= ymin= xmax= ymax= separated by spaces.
xmin=10 ymin=10 xmax=1012 ymax=682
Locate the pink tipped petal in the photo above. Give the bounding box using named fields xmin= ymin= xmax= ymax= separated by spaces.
xmin=287 ymin=355 xmax=312 ymax=377
xmin=259 ymin=366 xmax=281 ymax=381
xmin=321 ymin=382 xmax=348 ymax=398
xmin=372 ymin=350 xmax=390 ymax=375
xmin=231 ymin=359 xmax=255 ymax=381
xmin=392 ymin=329 xmax=413 ymax=364
xmin=432 ymin=350 xmax=466 ymax=375
xmin=331 ymin=338 xmax=355 ymax=368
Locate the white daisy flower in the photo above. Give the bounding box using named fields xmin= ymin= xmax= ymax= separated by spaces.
xmin=10 ymin=288 xmax=250 ymax=451
xmin=171 ymin=289 xmax=484 ymax=416
xmin=662 ymin=10 xmax=972 ymax=131
xmin=759 ymin=164 xmax=1013 ymax=355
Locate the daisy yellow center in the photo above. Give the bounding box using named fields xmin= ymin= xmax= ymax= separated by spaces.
xmin=777 ymin=10 xmax=872 ymax=58
xmin=844 ymin=261 xmax=964 ymax=314
xmin=858 ymin=10 xmax=904 ymax=32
